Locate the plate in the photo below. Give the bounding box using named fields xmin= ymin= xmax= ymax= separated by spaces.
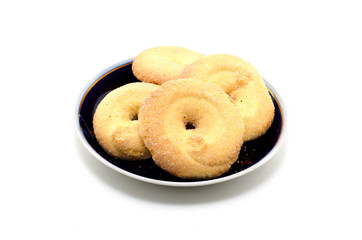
xmin=75 ymin=58 xmax=286 ymax=187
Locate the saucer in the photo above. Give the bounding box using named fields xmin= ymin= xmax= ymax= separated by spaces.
xmin=75 ymin=58 xmax=286 ymax=187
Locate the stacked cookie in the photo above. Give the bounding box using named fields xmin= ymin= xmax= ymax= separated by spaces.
xmin=93 ymin=46 xmax=274 ymax=179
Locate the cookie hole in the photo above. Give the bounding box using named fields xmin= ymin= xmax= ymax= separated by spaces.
xmin=131 ymin=114 xmax=138 ymax=121
xmin=185 ymin=122 xmax=196 ymax=130
xmin=129 ymin=111 xmax=138 ymax=121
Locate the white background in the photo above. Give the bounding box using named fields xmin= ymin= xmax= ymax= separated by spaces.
xmin=1 ymin=0 xmax=361 ymax=239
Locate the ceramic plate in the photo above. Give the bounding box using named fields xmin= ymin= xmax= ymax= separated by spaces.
xmin=75 ymin=58 xmax=286 ymax=187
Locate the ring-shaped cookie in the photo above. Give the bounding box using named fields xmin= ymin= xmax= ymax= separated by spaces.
xmin=138 ymin=78 xmax=245 ymax=179
xmin=132 ymin=46 xmax=203 ymax=85
xmin=182 ymin=54 xmax=274 ymax=141
xmin=229 ymin=64 xmax=275 ymax=141
xmin=93 ymin=82 xmax=159 ymax=160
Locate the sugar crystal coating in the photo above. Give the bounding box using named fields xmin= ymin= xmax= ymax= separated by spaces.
xmin=138 ymin=78 xmax=245 ymax=179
